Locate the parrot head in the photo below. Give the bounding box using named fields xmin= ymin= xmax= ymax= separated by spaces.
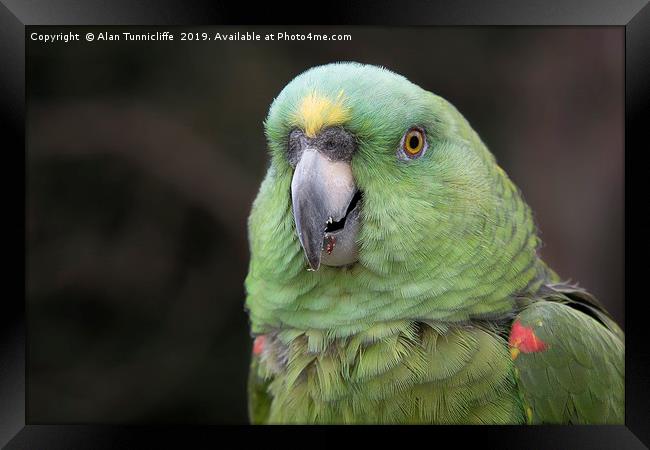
xmin=264 ymin=62 xmax=511 ymax=272
xmin=247 ymin=62 xmax=543 ymax=331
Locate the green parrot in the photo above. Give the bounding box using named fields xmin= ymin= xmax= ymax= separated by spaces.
xmin=244 ymin=62 xmax=624 ymax=424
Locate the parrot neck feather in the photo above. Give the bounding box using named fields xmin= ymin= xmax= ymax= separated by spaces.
xmin=245 ymin=162 xmax=553 ymax=336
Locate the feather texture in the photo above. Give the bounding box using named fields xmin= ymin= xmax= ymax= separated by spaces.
xmin=250 ymin=322 xmax=524 ymax=424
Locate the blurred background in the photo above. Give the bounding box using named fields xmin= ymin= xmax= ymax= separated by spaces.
xmin=27 ymin=26 xmax=623 ymax=424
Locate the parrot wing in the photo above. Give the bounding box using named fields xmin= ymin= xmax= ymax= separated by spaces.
xmin=511 ymin=283 xmax=624 ymax=424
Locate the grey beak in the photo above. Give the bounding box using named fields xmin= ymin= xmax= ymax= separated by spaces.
xmin=291 ymin=148 xmax=357 ymax=270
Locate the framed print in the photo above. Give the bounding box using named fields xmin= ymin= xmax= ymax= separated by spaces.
xmin=1 ymin=0 xmax=648 ymax=447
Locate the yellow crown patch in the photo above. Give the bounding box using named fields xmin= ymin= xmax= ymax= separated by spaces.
xmin=292 ymin=90 xmax=350 ymax=138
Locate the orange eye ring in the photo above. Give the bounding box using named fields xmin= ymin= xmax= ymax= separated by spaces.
xmin=402 ymin=128 xmax=426 ymax=158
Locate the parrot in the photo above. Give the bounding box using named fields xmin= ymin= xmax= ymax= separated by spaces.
xmin=244 ymin=62 xmax=624 ymax=424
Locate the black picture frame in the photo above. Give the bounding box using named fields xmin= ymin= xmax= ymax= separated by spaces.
xmin=1 ymin=1 xmax=648 ymax=447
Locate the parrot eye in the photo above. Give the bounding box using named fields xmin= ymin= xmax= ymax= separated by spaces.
xmin=399 ymin=127 xmax=427 ymax=160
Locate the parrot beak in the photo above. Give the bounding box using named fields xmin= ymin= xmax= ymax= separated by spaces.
xmin=291 ymin=147 xmax=360 ymax=271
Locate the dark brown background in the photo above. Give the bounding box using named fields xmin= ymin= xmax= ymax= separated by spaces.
xmin=26 ymin=26 xmax=623 ymax=423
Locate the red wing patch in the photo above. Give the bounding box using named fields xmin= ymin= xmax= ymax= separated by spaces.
xmin=509 ymin=320 xmax=547 ymax=359
xmin=253 ymin=335 xmax=267 ymax=356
